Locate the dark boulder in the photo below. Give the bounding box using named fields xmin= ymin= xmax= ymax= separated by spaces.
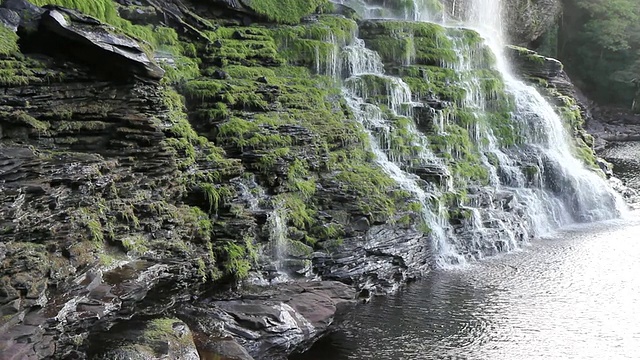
xmin=0 ymin=0 xmax=43 ymax=32
xmin=2 ymin=2 xmax=165 ymax=81
xmin=36 ymin=7 xmax=164 ymax=80
xmin=313 ymin=226 xmax=431 ymax=294
xmin=178 ymin=281 xmax=355 ymax=359
xmin=90 ymin=318 xmax=200 ymax=360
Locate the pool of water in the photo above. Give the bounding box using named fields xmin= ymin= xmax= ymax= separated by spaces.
xmin=294 ymin=214 xmax=640 ymax=360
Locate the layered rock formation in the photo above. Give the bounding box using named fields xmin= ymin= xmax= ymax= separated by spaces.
xmin=0 ymin=0 xmax=617 ymax=359
xmin=0 ymin=0 xmax=417 ymax=358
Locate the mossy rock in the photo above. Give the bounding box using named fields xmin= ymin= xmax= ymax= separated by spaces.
xmin=91 ymin=318 xmax=199 ymax=360
xmin=0 ymin=25 xmax=19 ymax=56
xmin=239 ymin=0 xmax=328 ymax=24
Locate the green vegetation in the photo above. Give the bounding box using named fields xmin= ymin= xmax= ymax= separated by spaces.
xmin=240 ymin=0 xmax=327 ymax=24
xmin=27 ymin=0 xmax=198 ymax=83
xmin=9 ymin=0 xmax=601 ymax=285
xmin=0 ymin=26 xmax=19 ymax=56
xmin=556 ymin=0 xmax=640 ymax=106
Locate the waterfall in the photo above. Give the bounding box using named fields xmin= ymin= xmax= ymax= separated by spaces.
xmin=456 ymin=0 xmax=626 ymax=222
xmin=305 ymin=0 xmax=624 ymax=266
xmin=236 ymin=177 xmax=292 ymax=280
xmin=268 ymin=205 xmax=290 ymax=273
xmin=341 ymin=38 xmax=465 ymax=265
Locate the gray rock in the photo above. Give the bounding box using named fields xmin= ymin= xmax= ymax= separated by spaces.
xmin=198 ymin=338 xmax=255 ymax=360
xmin=178 ymin=281 xmax=355 ymax=360
xmin=0 ymin=0 xmax=44 ymax=32
xmin=36 ymin=6 xmax=164 ymax=80
xmin=92 ymin=318 xmax=200 ymax=360
xmin=0 ymin=8 xmax=19 ymax=31
xmin=314 ymin=226 xmax=431 ymax=294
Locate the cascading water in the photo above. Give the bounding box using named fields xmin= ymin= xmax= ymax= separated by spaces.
xmin=315 ymin=0 xmax=624 ymax=266
xmin=235 ymin=177 xmax=292 ymax=280
xmin=267 ymin=205 xmax=290 ymax=273
xmin=455 ymin=0 xmax=626 ymax=221
xmin=341 ymin=37 xmax=464 ymax=265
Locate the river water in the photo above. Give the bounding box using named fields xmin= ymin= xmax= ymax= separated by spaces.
xmin=294 ymin=144 xmax=640 ymax=360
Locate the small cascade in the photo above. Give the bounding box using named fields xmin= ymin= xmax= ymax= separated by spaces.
xmin=235 ymin=177 xmax=265 ymax=211
xmin=267 ymin=204 xmax=289 ymax=273
xmin=338 ymin=27 xmax=466 ymax=265
xmin=235 ymin=177 xmax=306 ymax=281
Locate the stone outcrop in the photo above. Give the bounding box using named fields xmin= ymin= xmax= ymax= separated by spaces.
xmin=0 ymin=0 xmax=422 ymax=358
xmin=313 ymin=226 xmax=429 ymax=295
xmin=36 ymin=6 xmax=165 ymax=80
xmin=588 ymin=107 xmax=640 ymax=144
xmin=442 ymin=0 xmax=562 ymax=45
xmin=178 ymin=281 xmax=355 ymax=360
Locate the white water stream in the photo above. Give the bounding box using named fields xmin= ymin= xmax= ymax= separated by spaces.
xmin=268 ymin=0 xmax=626 ymax=268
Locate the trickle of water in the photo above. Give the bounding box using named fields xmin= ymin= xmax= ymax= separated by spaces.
xmin=267 ymin=205 xmax=290 ymax=272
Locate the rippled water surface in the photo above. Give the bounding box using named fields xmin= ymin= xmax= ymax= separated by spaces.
xmin=295 ymin=214 xmax=640 ymax=360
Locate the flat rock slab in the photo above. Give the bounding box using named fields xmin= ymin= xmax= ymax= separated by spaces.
xmin=38 ymin=7 xmax=164 ymax=80
xmin=179 ymin=281 xmax=356 ymax=360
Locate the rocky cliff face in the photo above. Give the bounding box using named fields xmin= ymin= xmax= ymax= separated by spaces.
xmin=0 ymin=0 xmax=422 ymax=358
xmin=0 ymin=0 xmax=611 ymax=359
xmin=443 ymin=0 xmax=562 ymax=45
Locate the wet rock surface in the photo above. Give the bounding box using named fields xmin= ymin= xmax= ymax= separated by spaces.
xmin=313 ymin=226 xmax=430 ymax=294
xmin=0 ymin=0 xmax=624 ymax=359
xmin=443 ymin=0 xmax=562 ymax=46
xmin=178 ymin=281 xmax=355 ymax=360
xmin=0 ymin=1 xmax=419 ymax=358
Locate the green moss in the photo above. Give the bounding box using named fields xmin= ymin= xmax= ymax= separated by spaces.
xmin=240 ymin=0 xmax=327 ymax=24
xmin=359 ymin=21 xmax=460 ymax=66
xmin=1 ymin=111 xmax=50 ymax=132
xmin=0 ymin=26 xmax=19 ymax=56
xmin=278 ymin=193 xmax=315 ymax=229
xmin=218 ymin=241 xmax=252 ymax=279
xmin=177 ymin=206 xmax=213 ymax=242
xmin=161 ymin=87 xmax=234 ymax=175
xmin=143 ymin=318 xmax=194 ymax=347
xmin=287 ymin=159 xmax=317 ymax=198
xmin=77 ymin=208 xmax=104 ymax=243
xmin=121 ymin=235 xmax=149 ymax=255
xmin=201 ymin=183 xmax=233 ymax=213
xmin=429 ymin=124 xmax=489 ymax=185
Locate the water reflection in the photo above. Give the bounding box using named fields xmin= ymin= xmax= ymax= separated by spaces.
xmin=295 ymin=215 xmax=640 ymax=360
